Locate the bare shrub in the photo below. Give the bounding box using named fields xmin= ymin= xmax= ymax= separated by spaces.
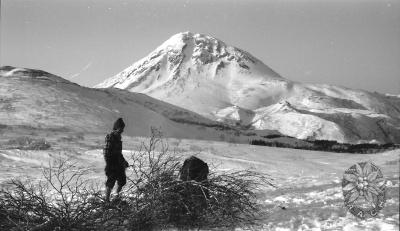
xmin=124 ymin=128 xmax=275 ymax=230
xmin=0 ymin=158 xmax=119 ymax=230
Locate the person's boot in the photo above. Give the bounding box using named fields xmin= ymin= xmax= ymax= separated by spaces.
xmin=116 ymin=185 xmax=123 ymax=198
xmin=105 ymin=186 xmax=112 ymax=202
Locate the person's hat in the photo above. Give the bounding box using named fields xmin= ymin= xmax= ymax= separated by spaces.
xmin=113 ymin=118 xmax=125 ymax=130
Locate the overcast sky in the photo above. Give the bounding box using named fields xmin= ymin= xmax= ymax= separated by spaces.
xmin=1 ymin=0 xmax=399 ymax=94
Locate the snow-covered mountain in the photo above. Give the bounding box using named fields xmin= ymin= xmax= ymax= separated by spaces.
xmin=96 ymin=32 xmax=400 ymax=143
xmin=0 ymin=66 xmax=244 ymax=141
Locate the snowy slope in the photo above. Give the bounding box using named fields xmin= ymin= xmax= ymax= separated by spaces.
xmin=96 ymin=32 xmax=400 ymax=143
xmin=0 ymin=66 xmax=241 ymax=141
xmin=0 ymin=138 xmax=398 ymax=230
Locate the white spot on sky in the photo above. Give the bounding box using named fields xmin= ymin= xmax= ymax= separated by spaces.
xmin=183 ymin=0 xmax=189 ymax=8
xmin=387 ymin=3 xmax=392 ymax=7
xmin=70 ymin=62 xmax=93 ymax=79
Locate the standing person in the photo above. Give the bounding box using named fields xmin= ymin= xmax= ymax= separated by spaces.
xmin=104 ymin=118 xmax=129 ymax=202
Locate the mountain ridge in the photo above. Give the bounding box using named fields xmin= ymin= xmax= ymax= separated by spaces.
xmin=96 ymin=32 xmax=400 ymax=144
xmin=0 ymin=65 xmax=249 ymax=142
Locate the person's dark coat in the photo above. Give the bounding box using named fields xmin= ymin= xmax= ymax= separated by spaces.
xmin=103 ymin=131 xmax=129 ymax=174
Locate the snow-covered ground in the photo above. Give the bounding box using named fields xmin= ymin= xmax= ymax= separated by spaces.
xmin=0 ymin=136 xmax=398 ymax=230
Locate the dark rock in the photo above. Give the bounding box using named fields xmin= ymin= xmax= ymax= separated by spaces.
xmin=179 ymin=156 xmax=209 ymax=182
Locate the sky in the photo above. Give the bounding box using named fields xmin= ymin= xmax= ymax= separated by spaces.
xmin=1 ymin=0 xmax=399 ymax=94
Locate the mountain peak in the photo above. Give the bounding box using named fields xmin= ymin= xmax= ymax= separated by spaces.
xmin=157 ymin=32 xmax=261 ymax=66
xmin=96 ymin=32 xmax=283 ymax=90
xmin=161 ymin=32 xmax=218 ymax=47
